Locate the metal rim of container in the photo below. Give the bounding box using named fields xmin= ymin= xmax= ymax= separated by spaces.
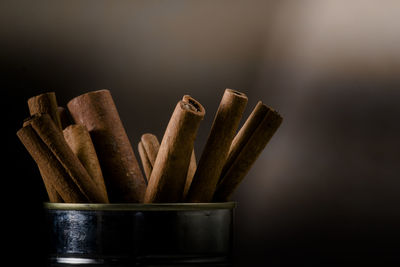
xmin=44 ymin=202 xmax=236 ymax=211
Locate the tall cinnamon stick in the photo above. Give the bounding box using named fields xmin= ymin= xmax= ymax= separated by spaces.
xmin=63 ymin=124 xmax=109 ymax=202
xmin=67 ymin=89 xmax=146 ymax=202
xmin=213 ymin=103 xmax=282 ymax=201
xmin=27 ymin=92 xmax=63 ymax=202
xmin=17 ymin=124 xmax=89 ymax=203
xmin=186 ymin=89 xmax=247 ymax=202
xmin=28 ymin=114 xmax=108 ymax=203
xmin=181 ymin=95 xmax=198 ymax=199
xmin=144 ymin=96 xmax=205 ymax=203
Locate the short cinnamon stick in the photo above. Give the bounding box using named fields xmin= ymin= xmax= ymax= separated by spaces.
xmin=213 ymin=104 xmax=282 ymax=201
xmin=186 ymin=89 xmax=247 ymax=202
xmin=67 ymin=89 xmax=146 ymax=202
xmin=138 ymin=133 xmax=197 ymax=196
xmin=138 ymin=134 xmax=160 ymax=182
xmin=17 ymin=124 xmax=89 ymax=203
xmin=63 ymin=124 xmax=109 ymax=202
xmin=27 ymin=92 xmax=63 ymax=202
xmin=138 ymin=141 xmax=152 ymax=181
xmin=144 ymin=96 xmax=205 ymax=203
xmin=28 ymin=114 xmax=108 ymax=203
xmin=28 ymin=92 xmax=62 ymax=130
xmin=141 ymin=134 xmax=160 ymax=166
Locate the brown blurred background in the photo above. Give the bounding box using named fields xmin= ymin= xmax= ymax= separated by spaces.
xmin=2 ymin=0 xmax=400 ymax=265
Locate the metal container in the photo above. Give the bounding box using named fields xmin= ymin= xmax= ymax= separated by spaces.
xmin=44 ymin=202 xmax=235 ymax=266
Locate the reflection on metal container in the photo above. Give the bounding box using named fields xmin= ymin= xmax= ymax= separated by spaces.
xmin=44 ymin=202 xmax=235 ymax=266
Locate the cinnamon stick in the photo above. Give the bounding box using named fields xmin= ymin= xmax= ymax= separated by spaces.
xmin=28 ymin=114 xmax=108 ymax=203
xmin=67 ymin=89 xmax=146 ymax=202
xmin=220 ymin=101 xmax=269 ymax=179
xmin=17 ymin=124 xmax=89 ymax=203
xmin=182 ymin=150 xmax=197 ymax=199
xmin=63 ymin=124 xmax=109 ymax=202
xmin=213 ymin=103 xmax=282 ymax=201
xmin=144 ymin=96 xmax=205 ymax=203
xmin=38 ymin=167 xmax=63 ymax=202
xmin=181 ymin=95 xmax=198 ymax=199
xmin=27 ymin=92 xmax=63 ymax=202
xmin=138 ymin=141 xmax=152 ymax=181
xmin=28 ymin=92 xmax=62 ymax=130
xmin=138 ymin=134 xmax=160 ymax=182
xmin=138 ymin=133 xmax=197 ymax=197
xmin=186 ymin=89 xmax=247 ymax=202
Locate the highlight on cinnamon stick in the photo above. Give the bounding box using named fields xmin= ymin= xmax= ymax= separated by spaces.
xmin=27 ymin=92 xmax=63 ymax=202
xmin=63 ymin=124 xmax=109 ymax=202
xmin=186 ymin=89 xmax=248 ymax=203
xmin=27 ymin=114 xmax=108 ymax=203
xmin=67 ymin=89 xmax=146 ymax=203
xmin=28 ymin=92 xmax=62 ymax=130
xmin=213 ymin=102 xmax=283 ymax=201
xmin=17 ymin=124 xmax=89 ymax=203
xmin=144 ymin=96 xmax=205 ymax=203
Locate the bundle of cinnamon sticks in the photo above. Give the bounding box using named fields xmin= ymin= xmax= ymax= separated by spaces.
xmin=17 ymin=89 xmax=282 ymax=203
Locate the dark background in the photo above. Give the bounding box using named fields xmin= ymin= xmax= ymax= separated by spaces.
xmin=2 ymin=1 xmax=400 ymax=266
